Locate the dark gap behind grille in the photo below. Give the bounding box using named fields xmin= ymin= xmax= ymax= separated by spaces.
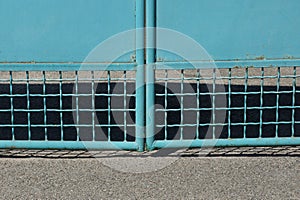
xmin=0 ymin=82 xmax=136 ymax=142
xmin=154 ymin=82 xmax=300 ymax=140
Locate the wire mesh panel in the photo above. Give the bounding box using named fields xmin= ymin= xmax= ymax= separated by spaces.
xmin=146 ymin=61 xmax=300 ymax=150
xmin=0 ymin=64 xmax=143 ymax=150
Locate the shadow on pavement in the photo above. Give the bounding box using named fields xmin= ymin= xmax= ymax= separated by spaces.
xmin=0 ymin=146 xmax=299 ymax=159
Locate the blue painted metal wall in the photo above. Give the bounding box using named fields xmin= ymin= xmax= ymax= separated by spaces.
xmin=0 ymin=0 xmax=135 ymax=62
xmin=157 ymin=0 xmax=300 ymax=61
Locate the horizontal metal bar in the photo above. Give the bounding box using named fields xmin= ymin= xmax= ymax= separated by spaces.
xmin=0 ymin=78 xmax=136 ymax=82
xmin=155 ymin=75 xmax=300 ymax=80
xmin=0 ymin=75 xmax=296 ymax=82
xmin=1 ymin=121 xmax=297 ymax=127
xmin=155 ymin=59 xmax=300 ymax=70
xmin=151 ymin=137 xmax=300 ymax=149
xmin=0 ymin=92 xmax=296 ymax=98
xmin=155 ymin=105 xmax=300 ymax=112
xmin=155 ymin=121 xmax=296 ymax=127
xmin=155 ymin=90 xmax=296 ymax=96
xmin=0 ymin=109 xmax=136 ymax=112
xmin=0 ymin=63 xmax=137 ymax=71
xmin=0 ymin=124 xmax=136 ymax=127
xmin=0 ymin=91 xmax=297 ymax=98
xmin=0 ymin=94 xmax=135 ymax=97
xmin=0 ymin=140 xmax=139 ymax=150
xmin=63 ymin=94 xmax=135 ymax=97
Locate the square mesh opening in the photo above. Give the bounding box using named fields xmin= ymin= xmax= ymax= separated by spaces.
xmin=0 ymin=70 xmax=137 ymax=142
xmin=154 ymin=66 xmax=300 ymax=141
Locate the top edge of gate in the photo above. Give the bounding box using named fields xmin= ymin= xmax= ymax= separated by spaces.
xmin=0 ymin=62 xmax=137 ymax=71
xmin=153 ymin=59 xmax=300 ymax=70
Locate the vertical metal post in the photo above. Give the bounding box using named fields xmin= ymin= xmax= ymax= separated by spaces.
xmin=259 ymin=67 xmax=264 ymax=138
xmin=124 ymin=71 xmax=127 ymax=141
xmin=75 ymin=71 xmax=80 ymax=141
xmin=146 ymin=0 xmax=156 ymax=150
xmin=135 ymin=0 xmax=145 ymax=151
xmin=275 ymin=67 xmax=280 ymax=138
xmin=243 ymin=68 xmax=248 ymax=138
xmin=107 ymin=71 xmax=111 ymax=141
xmin=91 ymin=71 xmax=95 ymax=141
xmin=228 ymin=68 xmax=231 ymax=138
xmin=43 ymin=71 xmax=47 ymax=141
xmin=10 ymin=71 xmax=14 ymax=140
xmin=292 ymin=66 xmax=296 ymax=137
xmin=26 ymin=71 xmax=31 ymax=140
xmin=59 ymin=71 xmax=63 ymax=141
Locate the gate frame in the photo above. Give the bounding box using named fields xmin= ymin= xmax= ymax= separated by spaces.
xmin=145 ymin=0 xmax=300 ymax=150
xmin=0 ymin=0 xmax=145 ymax=151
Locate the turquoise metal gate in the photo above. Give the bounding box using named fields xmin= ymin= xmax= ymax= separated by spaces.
xmin=1 ymin=0 xmax=300 ymax=151
xmin=146 ymin=0 xmax=300 ymax=150
xmin=0 ymin=0 xmax=145 ymax=151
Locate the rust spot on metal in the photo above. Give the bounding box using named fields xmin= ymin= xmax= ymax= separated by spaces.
xmin=156 ymin=57 xmax=164 ymax=62
xmin=255 ymin=55 xmax=265 ymax=60
xmin=130 ymin=54 xmax=136 ymax=62
xmin=284 ymin=55 xmax=294 ymax=59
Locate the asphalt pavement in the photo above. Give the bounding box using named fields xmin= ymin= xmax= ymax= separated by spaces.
xmin=0 ymin=147 xmax=299 ymax=199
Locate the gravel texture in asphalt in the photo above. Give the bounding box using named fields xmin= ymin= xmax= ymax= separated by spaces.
xmin=0 ymin=148 xmax=299 ymax=199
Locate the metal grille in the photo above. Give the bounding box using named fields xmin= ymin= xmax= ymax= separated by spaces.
xmin=1 ymin=62 xmax=300 ymax=151
xmin=147 ymin=62 xmax=300 ymax=149
xmin=0 ymin=64 xmax=142 ymax=150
